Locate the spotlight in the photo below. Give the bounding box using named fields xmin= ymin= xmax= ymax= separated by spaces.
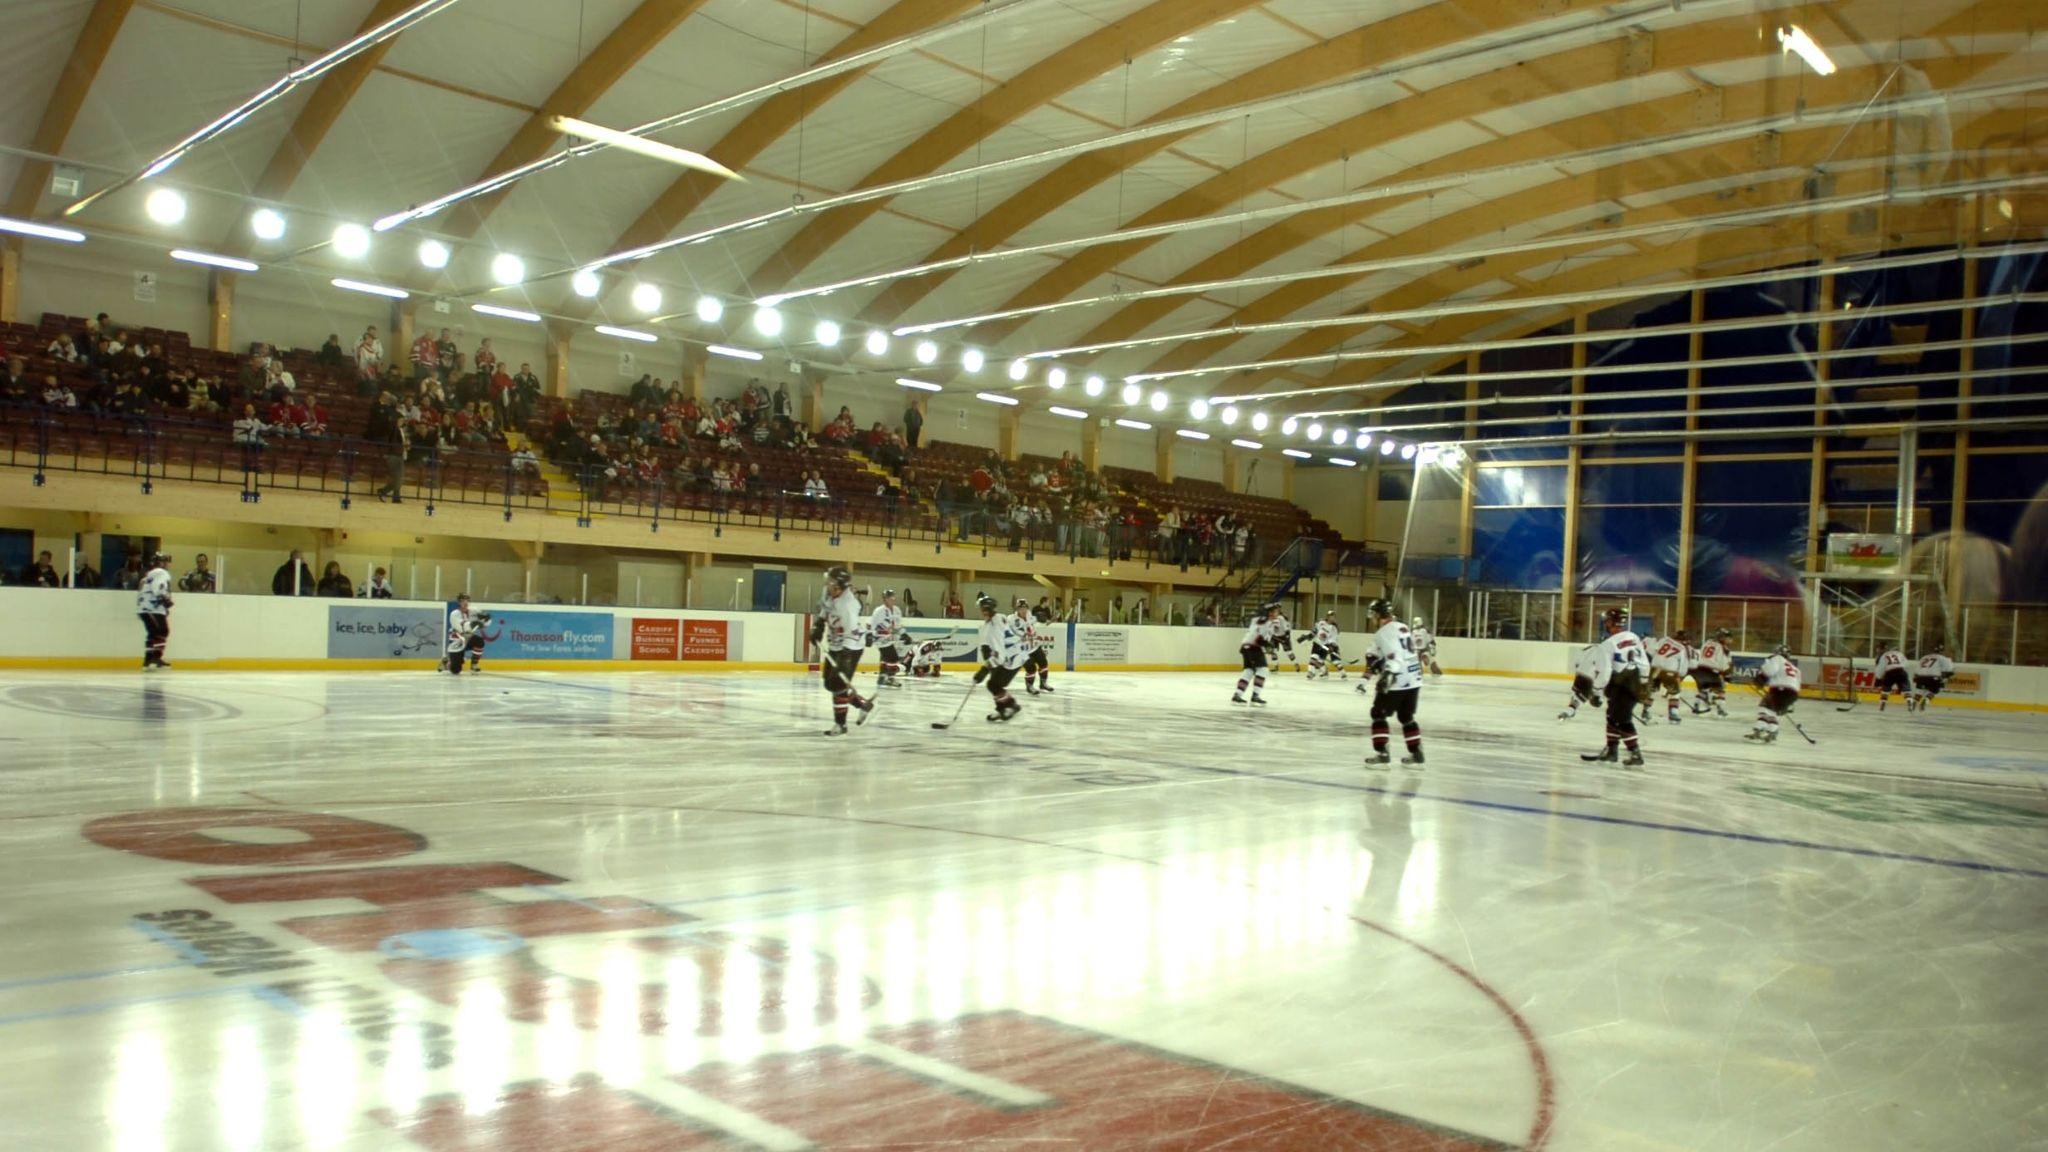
xmin=752 ymin=305 xmax=784 ymax=338
xmin=417 ymin=239 xmax=450 ymax=270
xmin=1380 ymin=439 xmax=1397 ymax=456
xmin=1149 ymin=390 xmax=1169 ymax=413
xmin=1357 ymin=432 xmax=1372 ymax=451
xmin=1189 ymin=399 xmax=1209 ymax=420
xmin=1251 ymin=412 xmax=1269 ymax=432
xmin=1047 ymin=368 xmax=1067 ymax=390
xmin=1306 ymin=422 xmax=1323 ymax=441
xmin=1084 ymin=375 xmax=1105 ymax=398
xmin=249 ymin=208 xmax=286 ymax=241
xmin=961 ymin=348 xmax=984 ymax=374
xmin=864 ymin=329 xmax=889 ymax=356
xmin=814 ymin=319 xmax=842 ymax=347
xmin=1282 ymin=417 xmax=1299 ymax=436
xmin=331 ymin=223 xmax=371 ymax=258
xmin=1400 ymin=443 xmax=1417 ymax=460
xmin=1008 ymin=359 xmax=1030 ymax=382
xmin=1120 ymin=382 xmax=1142 ymax=406
xmin=144 ymin=187 xmax=186 ymax=225
xmin=1332 ymin=428 xmax=1349 ymax=446
xmin=1220 ymin=406 xmax=1239 ymax=425
xmin=693 ymin=294 xmax=721 ymax=323
xmin=914 ymin=339 xmax=938 ymax=365
xmin=489 ymin=253 xmax=525 ymax=286
xmin=570 ymin=268 xmax=600 ymax=297
xmin=634 ymin=284 xmax=665 ymax=314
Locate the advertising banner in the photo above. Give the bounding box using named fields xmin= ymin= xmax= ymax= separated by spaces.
xmin=1074 ymin=627 xmax=1130 ymax=665
xmin=629 ymin=618 xmax=679 ymax=661
xmin=487 ymin=609 xmax=613 ymax=661
xmin=327 ymin=605 xmax=443 ymax=659
xmin=680 ymin=620 xmax=732 ymax=661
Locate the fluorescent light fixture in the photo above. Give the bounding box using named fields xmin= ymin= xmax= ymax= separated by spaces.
xmin=548 ymin=115 xmax=742 ymax=181
xmin=707 ymin=343 xmax=763 ymax=361
xmin=1305 ymin=422 xmax=1324 ymax=441
xmin=1176 ymin=429 xmax=1210 ymax=441
xmin=1220 ymin=405 xmax=1239 ymax=426
xmin=1332 ymin=427 xmax=1349 ymax=446
xmin=1189 ymin=399 xmax=1209 ymax=420
xmin=490 ymin=252 xmax=525 ymax=286
xmin=1380 ymin=439 xmax=1398 ymax=456
xmin=864 ymin=330 xmax=889 ymax=355
xmin=1230 ymin=438 xmax=1262 ymax=450
xmin=1114 ymin=418 xmax=1152 ymax=431
xmin=144 ymin=187 xmax=186 ymax=224
xmin=1777 ymin=24 xmax=1836 ymax=76
xmin=570 ymin=267 xmax=600 ymax=296
xmin=752 ymin=305 xmax=784 ymax=338
xmin=914 ymin=339 xmax=938 ymax=365
xmin=249 ymin=208 xmax=286 ymax=241
xmin=331 ymin=277 xmax=408 ymax=299
xmin=1148 ymin=390 xmax=1168 ymax=413
xmin=1282 ymin=417 xmax=1299 ymax=436
xmin=472 ymin=302 xmax=541 ymax=323
xmin=1008 ymin=358 xmax=1030 ymax=382
xmin=1329 ymin=457 xmax=1357 ymax=467
xmin=417 ymin=239 xmax=450 ymax=269
xmin=331 ymin=223 xmax=371 ymax=258
xmin=1084 ymin=375 xmax=1105 ymax=397
xmin=1047 ymin=368 xmax=1068 ymax=390
xmin=1251 ymin=411 xmax=1269 ymax=432
xmin=975 ymin=391 xmax=1019 ymax=406
xmin=1120 ymin=382 xmax=1142 ymax=405
xmin=170 ymin=249 xmax=257 ymax=272
xmin=0 ymin=216 xmax=85 ymax=242
xmin=1049 ymin=406 xmax=1088 ymax=419
xmin=814 ymin=319 xmax=841 ymax=347
xmin=691 ymin=293 xmax=719 ymax=322
xmin=1400 ymin=443 xmax=1417 ymax=459
xmin=896 ymin=377 xmax=942 ymax=392
xmin=595 ymin=324 xmax=657 ymax=343
xmin=1282 ymin=448 xmax=1312 ymax=460
xmin=961 ymin=348 xmax=984 ymax=373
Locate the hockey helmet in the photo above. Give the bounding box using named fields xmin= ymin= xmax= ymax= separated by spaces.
xmin=1932 ymin=641 xmax=1947 ymax=654
xmin=881 ymin=588 xmax=896 ymax=600
xmin=1601 ymin=607 xmax=1629 ymax=632
xmin=1674 ymin=628 xmax=1690 ymax=642
xmin=976 ymin=594 xmax=998 ymax=615
xmin=1324 ymin=609 xmax=1338 ymax=620
xmin=1368 ymin=598 xmax=1394 ymax=620
xmin=1261 ymin=600 xmax=1283 ymax=616
xmin=1014 ymin=596 xmax=1031 ymax=609
xmin=824 ymin=565 xmax=852 ymax=590
xmin=456 ymin=591 xmax=471 ymax=603
xmin=1715 ymin=628 xmax=1732 ymax=640
xmin=1411 ymin=615 xmax=1424 ymax=626
xmin=150 ymin=551 xmax=172 ymax=566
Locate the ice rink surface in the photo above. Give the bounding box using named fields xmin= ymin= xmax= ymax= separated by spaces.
xmin=3 ymin=666 xmax=2046 ymax=1151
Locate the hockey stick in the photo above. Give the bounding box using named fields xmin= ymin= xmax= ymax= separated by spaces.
xmin=930 ymin=678 xmax=979 ymax=730
xmin=1789 ymin=719 xmax=1818 ymax=745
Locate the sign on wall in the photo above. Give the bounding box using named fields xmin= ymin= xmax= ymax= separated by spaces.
xmin=486 ymin=609 xmax=613 ymax=660
xmin=629 ymin=618 xmax=679 ymax=660
xmin=628 ymin=618 xmax=736 ymax=661
xmin=327 ymin=605 xmax=443 ymax=659
xmin=132 ymin=270 xmax=157 ymax=302
xmin=1826 ymin=533 xmax=1906 ymax=575
xmin=681 ymin=620 xmax=732 ymax=660
xmin=1073 ymin=628 xmax=1129 ymax=665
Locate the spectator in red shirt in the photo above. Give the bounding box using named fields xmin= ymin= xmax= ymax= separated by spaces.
xmin=410 ymin=331 xmax=438 ymax=381
xmin=473 ymin=338 xmax=497 ymax=376
xmin=302 ymin=401 xmax=328 ymax=438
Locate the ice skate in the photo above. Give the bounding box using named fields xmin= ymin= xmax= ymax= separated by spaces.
xmin=1581 ymin=745 xmax=1619 ymax=763
xmin=1401 ymin=750 xmax=1425 ymax=767
xmin=1231 ymin=693 xmax=1248 ymax=705
xmin=1622 ymin=749 xmax=1645 ymax=768
xmin=855 ymin=697 xmax=876 ymax=726
xmin=822 ymin=724 xmax=849 ymax=737
xmin=1038 ymin=683 xmax=1054 ymax=694
xmin=1366 ymin=750 xmax=1391 ymax=768
xmin=1026 ymin=684 xmax=1040 ymax=695
xmin=1248 ymin=694 xmax=1267 ymax=707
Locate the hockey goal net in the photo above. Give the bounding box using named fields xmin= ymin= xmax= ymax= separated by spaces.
xmin=1803 ymin=652 xmax=1860 ymax=705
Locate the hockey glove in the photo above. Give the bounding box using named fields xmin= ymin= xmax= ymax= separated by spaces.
xmin=974 ymin=666 xmax=990 ymax=684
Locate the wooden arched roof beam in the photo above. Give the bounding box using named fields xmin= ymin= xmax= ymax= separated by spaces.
xmin=1148 ymin=99 xmax=2033 ymax=403
xmin=743 ymin=0 xmax=1269 ymax=299
xmin=5 ymin=0 xmax=139 ymax=220
xmin=854 ymin=0 xmax=1577 ymax=326
xmin=956 ymin=0 xmax=2018 ymax=351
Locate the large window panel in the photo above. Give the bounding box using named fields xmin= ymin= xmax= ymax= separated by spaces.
xmin=1576 ymin=505 xmax=1682 ymax=593
xmin=1699 ymin=280 xmax=1821 ymax=455
xmin=1472 ymin=507 xmax=1565 ymax=590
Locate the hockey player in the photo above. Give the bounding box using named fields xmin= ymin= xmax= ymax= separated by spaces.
xmin=909 ymin=635 xmax=953 ymax=678
xmin=463 ymin=609 xmax=500 ymax=673
xmin=1558 ymin=642 xmax=1606 ymax=720
xmin=1909 ymin=643 xmax=1954 ymax=713
xmin=1647 ymin=629 xmax=1693 ymax=724
xmin=1410 ymin=616 xmax=1442 ymax=677
xmin=1232 ymin=602 xmax=1289 ymax=706
xmin=871 ymin=589 xmax=905 ymax=687
xmin=1363 ymin=599 xmax=1426 ymax=766
xmin=443 ymin=593 xmax=479 ymax=675
xmin=1746 ymin=644 xmax=1802 ymax=743
xmin=810 ymin=566 xmax=877 ymax=735
xmin=1584 ymin=608 xmax=1649 ymax=767
xmin=1691 ymin=628 xmax=1734 ymax=716
xmin=1307 ymin=611 xmax=1343 ymax=679
xmin=1871 ymin=642 xmax=1911 ymax=710
xmin=136 ymin=551 xmax=174 ymax=670
xmin=1014 ymin=597 xmax=1054 ymax=695
xmin=975 ymin=594 xmax=1028 ymax=721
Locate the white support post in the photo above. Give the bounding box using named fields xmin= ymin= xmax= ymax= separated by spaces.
xmin=408 ymin=562 xmax=417 ymax=600
xmin=635 ymin=576 xmax=642 ymax=608
xmin=524 ymin=566 xmax=533 ymax=603
xmin=465 ymin=567 xmax=473 ymax=595
xmin=2010 ymin=608 xmax=2018 ymax=667
xmin=1740 ymin=601 xmax=1748 ymax=650
xmin=67 ymin=546 xmax=76 ymax=587
xmin=580 ymin=572 xmax=589 ymax=606
xmin=432 ymin=567 xmax=441 ymax=601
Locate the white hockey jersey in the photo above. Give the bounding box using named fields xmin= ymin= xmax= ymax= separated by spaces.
xmin=1915 ymin=652 xmax=1955 ymax=680
xmin=979 ymin=614 xmax=1029 ymax=670
xmin=869 ymin=603 xmax=902 ymax=645
xmin=1649 ymin=635 xmax=1692 ymax=675
xmin=1759 ymin=652 xmax=1802 ymax=692
xmin=1874 ymin=648 xmax=1908 ymax=675
xmin=136 ymin=567 xmax=172 ymax=615
xmin=445 ymin=606 xmax=479 ymax=652
xmin=1312 ymin=620 xmax=1341 ymax=648
xmin=1411 ymin=625 xmax=1436 ymax=654
xmin=1573 ymin=644 xmax=1610 ymax=691
xmin=820 ymin=588 xmax=866 ymax=653
xmin=1013 ymin=612 xmax=1049 ymax=653
xmin=1602 ymin=629 xmax=1648 ymax=680
xmin=1368 ymin=621 xmax=1424 ymax=691
xmin=1695 ymin=638 xmax=1733 ymax=674
xmin=1240 ymin=616 xmax=1291 ymax=651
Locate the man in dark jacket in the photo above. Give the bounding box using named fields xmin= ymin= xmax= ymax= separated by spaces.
xmin=903 ymin=401 xmax=924 ymax=449
xmin=272 ymin=549 xmax=315 ymax=596
xmin=20 ymin=550 xmax=60 ymax=587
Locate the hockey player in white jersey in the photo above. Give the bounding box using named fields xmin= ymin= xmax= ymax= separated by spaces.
xmin=1690 ymin=628 xmax=1734 ymax=716
xmin=811 ymin=566 xmax=877 ymax=735
xmin=1306 ymin=611 xmax=1343 ymax=679
xmin=1231 ymin=602 xmax=1290 ymax=706
xmin=1583 ymin=608 xmax=1649 ymax=767
xmin=975 ymin=595 xmax=1028 ymax=722
xmin=136 ymin=551 xmax=174 ymax=670
xmin=1871 ymin=642 xmax=1911 ymax=710
xmin=1909 ymin=643 xmax=1955 ymax=712
xmin=443 ymin=593 xmax=479 ymax=675
xmin=1410 ymin=616 xmax=1442 ymax=677
xmin=909 ymin=635 xmax=955 ymax=678
xmin=1646 ymin=629 xmax=1693 ymax=724
xmin=870 ymin=589 xmax=905 ymax=687
xmin=1558 ymin=642 xmax=1607 ymax=720
xmin=1746 ymin=644 xmax=1802 ymax=743
xmin=1364 ymin=599 xmax=1425 ymax=766
xmin=1015 ymin=598 xmax=1054 ymax=695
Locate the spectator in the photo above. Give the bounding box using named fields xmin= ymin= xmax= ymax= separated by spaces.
xmin=943 ymin=590 xmax=964 ymax=618
xmin=822 ymin=406 xmax=856 ymax=444
xmin=233 ymin=403 xmax=268 ymax=445
xmin=510 ymin=444 xmax=539 ymax=475
xmin=510 ymin=363 xmax=540 ymax=430
xmin=113 ymin=553 xmax=144 ymax=590
xmin=272 ymin=550 xmax=315 ymax=596
xmin=179 ymin=554 xmax=217 ymax=594
xmin=41 ymin=375 xmax=75 ymax=409
xmin=69 ymin=560 xmax=101 ymax=589
xmin=20 ymin=550 xmax=60 ymax=588
xmin=435 ymin=328 xmax=459 ymax=377
xmin=803 ymin=470 xmax=829 ymax=499
xmin=85 ymin=311 xmax=109 ymax=337
xmin=904 ymin=588 xmax=923 ymax=617
xmin=316 ymin=561 xmax=354 ymax=598
xmin=364 ymin=567 xmax=395 ymax=599
xmin=903 ymin=399 xmax=923 ymax=449
xmin=301 ymin=399 xmax=329 ymax=438
xmin=1 ymin=356 xmax=28 ymax=399
xmin=316 ymin=333 xmax=348 ymax=368
xmin=355 ymin=326 xmax=385 ymax=381
xmin=473 ymin=338 xmax=497 ymax=377
xmin=772 ymin=382 xmax=792 ymax=421
xmin=44 ymin=334 xmax=79 ymax=364
xmin=186 ymin=376 xmax=217 ymax=414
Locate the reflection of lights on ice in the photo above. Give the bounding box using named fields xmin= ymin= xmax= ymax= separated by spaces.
xmin=217 ymin=1024 xmax=268 ymax=1152
xmin=295 ymin=1012 xmax=355 ymax=1149
xmin=661 ymin=956 xmax=703 ymax=1071
xmin=926 ymin=894 xmax=968 ymax=1023
xmin=597 ymin=944 xmax=645 ymax=1085
xmin=881 ymin=904 xmax=920 ymax=1026
xmin=539 ymin=980 xmax=581 ymax=1084
xmin=1397 ymin=839 xmax=1440 ymax=925
xmin=454 ymin=983 xmax=510 ymax=1116
xmin=112 ymin=1031 xmax=170 ymax=1152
